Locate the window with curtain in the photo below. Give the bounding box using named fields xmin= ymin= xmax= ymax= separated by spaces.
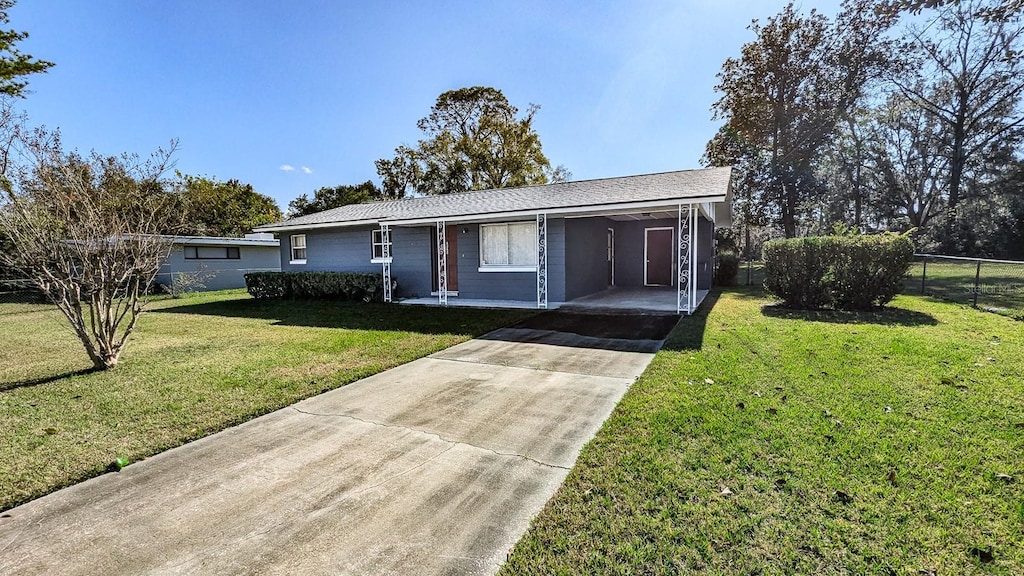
xmin=290 ymin=234 xmax=307 ymax=262
xmin=479 ymin=222 xmax=536 ymax=270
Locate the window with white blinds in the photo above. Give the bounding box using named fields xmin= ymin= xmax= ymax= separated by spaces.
xmin=479 ymin=222 xmax=536 ymax=270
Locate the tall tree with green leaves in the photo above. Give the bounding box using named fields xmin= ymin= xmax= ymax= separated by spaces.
xmin=179 ymin=175 xmax=282 ymax=237
xmin=376 ymin=86 xmax=567 ymax=197
xmin=287 ymin=180 xmax=383 ymax=217
xmin=704 ymin=1 xmax=897 ymax=238
xmin=0 ymin=0 xmax=53 ymax=97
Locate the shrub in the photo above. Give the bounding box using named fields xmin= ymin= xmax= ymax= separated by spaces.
xmin=715 ymin=250 xmax=740 ymax=286
xmin=244 ymin=271 xmax=387 ymax=302
xmin=762 ymin=233 xmax=914 ymax=310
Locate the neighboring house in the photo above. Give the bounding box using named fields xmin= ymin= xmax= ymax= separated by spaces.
xmin=155 ymin=233 xmax=281 ymax=292
xmin=255 ymin=168 xmax=732 ymax=314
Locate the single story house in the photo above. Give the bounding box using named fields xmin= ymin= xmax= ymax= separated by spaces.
xmin=255 ymin=167 xmax=733 ymax=314
xmin=155 ymin=233 xmax=281 ymax=292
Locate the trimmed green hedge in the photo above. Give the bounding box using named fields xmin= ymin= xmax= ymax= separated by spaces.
xmin=244 ymin=271 xmax=387 ymax=302
xmin=763 ymin=233 xmax=914 ymax=310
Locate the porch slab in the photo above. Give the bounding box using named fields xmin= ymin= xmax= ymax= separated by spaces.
xmin=562 ymin=286 xmax=709 ymax=314
xmin=398 ymin=288 xmax=710 ymax=314
xmin=399 ymin=297 xmax=562 ymax=310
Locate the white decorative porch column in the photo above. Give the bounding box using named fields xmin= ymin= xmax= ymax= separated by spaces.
xmin=380 ymin=223 xmax=392 ymax=303
xmin=536 ymin=213 xmax=548 ymax=309
xmin=436 ymin=220 xmax=447 ymax=306
xmin=677 ymin=204 xmax=692 ymax=314
xmin=690 ymin=205 xmax=698 ymax=312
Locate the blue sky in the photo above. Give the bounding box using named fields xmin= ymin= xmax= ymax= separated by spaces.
xmin=11 ymin=1 xmax=842 ymax=210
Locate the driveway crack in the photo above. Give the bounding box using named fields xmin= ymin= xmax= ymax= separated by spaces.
xmin=291 ymin=407 xmax=569 ymax=471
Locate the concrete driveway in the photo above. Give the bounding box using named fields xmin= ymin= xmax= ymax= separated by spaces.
xmin=0 ymin=311 xmax=676 ymax=575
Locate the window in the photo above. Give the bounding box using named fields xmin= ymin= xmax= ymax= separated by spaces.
xmin=479 ymin=222 xmax=536 ymax=271
xmin=290 ymin=234 xmax=307 ymax=263
xmin=184 ymin=246 xmax=241 ymax=259
xmin=371 ymin=229 xmax=391 ymax=261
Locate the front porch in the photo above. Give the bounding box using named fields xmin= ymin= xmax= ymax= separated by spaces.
xmin=399 ymin=286 xmax=709 ymax=314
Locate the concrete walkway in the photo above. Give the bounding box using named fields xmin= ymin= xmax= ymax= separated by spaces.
xmin=0 ymin=312 xmax=675 ymax=575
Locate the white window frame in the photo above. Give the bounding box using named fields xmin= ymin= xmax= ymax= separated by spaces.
xmin=289 ymin=234 xmax=307 ymax=264
xmin=184 ymin=245 xmax=240 ymax=260
xmin=478 ymin=221 xmax=537 ymax=273
xmin=370 ymin=229 xmax=391 ymax=263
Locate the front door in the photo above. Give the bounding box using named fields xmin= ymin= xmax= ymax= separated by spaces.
xmin=431 ymin=225 xmax=459 ymax=292
xmin=644 ymin=228 xmax=673 ymax=286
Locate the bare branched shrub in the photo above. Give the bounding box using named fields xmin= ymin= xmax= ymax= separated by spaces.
xmin=0 ymin=127 xmax=184 ymax=369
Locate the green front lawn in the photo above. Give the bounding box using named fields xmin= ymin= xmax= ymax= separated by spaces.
xmin=503 ymin=289 xmax=1024 ymax=575
xmin=0 ymin=290 xmax=530 ymax=512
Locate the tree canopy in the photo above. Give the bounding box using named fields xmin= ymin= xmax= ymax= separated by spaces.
xmin=706 ymin=0 xmax=1024 ymax=257
xmin=0 ymin=0 xmax=53 ymax=97
xmin=375 ymin=86 xmax=568 ymax=197
xmin=178 ymin=175 xmax=282 ymax=237
xmin=704 ymin=0 xmax=897 ymax=238
xmin=287 ymin=180 xmax=383 ymax=218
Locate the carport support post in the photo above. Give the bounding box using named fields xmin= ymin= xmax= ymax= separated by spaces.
xmin=437 ymin=220 xmax=447 ymax=306
xmin=537 ymin=213 xmax=547 ymax=309
xmin=690 ymin=205 xmax=697 ymax=312
xmin=381 ymin=224 xmax=392 ymax=303
xmin=677 ymin=203 xmax=691 ymax=315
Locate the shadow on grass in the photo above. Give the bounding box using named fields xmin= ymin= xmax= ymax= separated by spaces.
xmin=151 ymin=297 xmax=534 ymax=337
xmin=1 ymin=368 xmax=98 ymax=393
xmin=761 ymin=304 xmax=938 ymax=326
xmin=660 ymin=290 xmax=721 ymax=352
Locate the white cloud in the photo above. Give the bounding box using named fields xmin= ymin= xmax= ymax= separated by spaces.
xmin=301 ymin=166 xmax=313 ymax=174
xmin=279 ymin=164 xmax=295 ymax=172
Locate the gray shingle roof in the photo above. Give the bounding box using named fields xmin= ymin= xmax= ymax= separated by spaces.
xmin=258 ymin=167 xmax=732 ymax=230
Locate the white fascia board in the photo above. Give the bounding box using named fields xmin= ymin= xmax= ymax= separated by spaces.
xmin=254 ymin=219 xmax=381 ymax=232
xmin=382 ymin=195 xmax=728 ymax=226
xmin=176 ymin=237 xmax=279 ymax=247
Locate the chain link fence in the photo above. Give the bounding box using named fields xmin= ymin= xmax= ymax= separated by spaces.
xmin=905 ymin=254 xmax=1024 ymax=320
xmin=0 ymin=279 xmax=51 ymax=311
xmin=739 ymin=259 xmax=766 ymax=287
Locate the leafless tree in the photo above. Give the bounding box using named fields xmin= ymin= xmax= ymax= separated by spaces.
xmin=864 ymin=94 xmax=951 ymax=228
xmin=0 ymin=126 xmax=184 ymax=369
xmin=894 ymin=0 xmax=1024 ymax=209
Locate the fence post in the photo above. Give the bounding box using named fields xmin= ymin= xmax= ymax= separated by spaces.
xmin=921 ymin=258 xmax=927 ymax=294
xmin=746 ymin=258 xmax=752 ymax=286
xmin=972 ymin=259 xmax=981 ymax=308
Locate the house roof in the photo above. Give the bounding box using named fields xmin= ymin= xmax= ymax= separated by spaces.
xmin=156 ymin=234 xmax=279 ymax=247
xmin=256 ymin=167 xmax=733 ymax=232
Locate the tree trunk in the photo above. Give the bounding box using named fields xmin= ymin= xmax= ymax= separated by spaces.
xmin=782 ymin=180 xmax=798 ymax=238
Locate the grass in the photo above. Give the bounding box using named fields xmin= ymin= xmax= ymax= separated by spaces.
xmin=0 ymin=290 xmax=531 ymax=512
xmin=502 ymin=288 xmax=1024 ymax=575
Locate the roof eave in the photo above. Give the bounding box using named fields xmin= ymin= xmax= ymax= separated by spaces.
xmin=383 ymin=195 xmax=730 ymax=227
xmin=253 ymin=218 xmax=381 ymax=233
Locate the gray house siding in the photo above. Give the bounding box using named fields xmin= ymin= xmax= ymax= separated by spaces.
xmin=280 ymin=227 xmax=379 ymax=274
xmin=611 ymin=218 xmax=676 ymax=287
xmin=391 ymin=227 xmax=433 ymax=298
xmin=696 ymin=215 xmax=715 ymax=290
xmin=158 ymin=244 xmax=280 ymax=291
xmin=452 ymin=218 xmax=565 ymax=302
xmin=279 ymin=226 xmax=434 ymax=298
xmin=278 ymin=212 xmax=712 ymax=304
xmin=565 ymin=217 xmax=612 ymax=300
